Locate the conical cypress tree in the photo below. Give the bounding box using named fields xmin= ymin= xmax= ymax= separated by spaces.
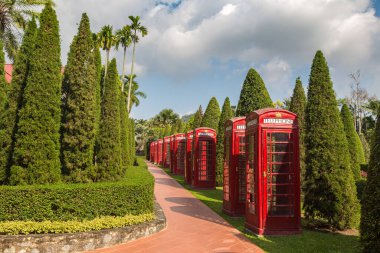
xmin=360 ymin=109 xmax=380 ymax=252
xmin=163 ymin=124 xmax=171 ymax=137
xmin=0 ymin=19 xmax=37 ymax=184
xmin=10 ymin=5 xmax=62 ymax=185
xmin=61 ymin=13 xmax=98 ymax=182
xmin=0 ymin=39 xmax=7 ymax=113
xmin=289 ymin=77 xmax=307 ymax=190
xmin=193 ymin=105 xmax=203 ymax=129
xmin=130 ymin=118 xmax=135 ymax=164
xmin=175 ymin=119 xmax=184 ymax=133
xmin=304 ymin=50 xmax=359 ymax=229
xmin=236 ymin=68 xmax=272 ymax=116
xmin=340 ymin=104 xmax=362 ymax=181
xmin=201 ymin=97 xmax=220 ymax=130
xmin=93 ymin=33 xmax=102 ymax=137
xmin=360 ymin=134 xmax=370 ymax=163
xmin=216 ymin=97 xmax=233 ymax=186
xmin=120 ymin=90 xmax=130 ymax=169
xmin=95 ymin=59 xmax=122 ymax=181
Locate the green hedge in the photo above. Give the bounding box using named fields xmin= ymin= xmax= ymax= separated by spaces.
xmin=0 ymin=213 xmax=154 ymax=235
xmin=0 ymin=159 xmax=154 ymax=222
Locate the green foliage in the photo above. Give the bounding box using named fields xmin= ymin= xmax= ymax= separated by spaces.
xmin=236 ymin=68 xmax=272 ymax=116
xmin=129 ymin=118 xmax=136 ymax=165
xmin=10 ymin=5 xmax=62 ymax=185
xmin=289 ymin=77 xmax=307 ymax=189
xmin=304 ymin=51 xmax=359 ymax=230
xmin=0 ymin=39 xmax=7 ymax=113
xmin=120 ymin=90 xmax=131 ymax=169
xmin=340 ymin=104 xmax=362 ymax=181
xmin=359 ymin=134 xmax=370 ymax=163
xmin=201 ymin=97 xmax=220 ymax=131
xmin=0 ymin=19 xmax=37 ymax=184
xmin=0 ymin=213 xmax=154 ymax=235
xmin=216 ymin=97 xmax=233 ymax=186
xmin=95 ymin=59 xmax=122 ymax=181
xmin=193 ymin=105 xmax=203 ymax=129
xmin=360 ymin=110 xmax=380 ymax=252
xmin=175 ymin=119 xmax=184 ymax=133
xmin=0 ymin=159 xmax=153 ymax=222
xmin=61 ymin=14 xmax=98 ymax=183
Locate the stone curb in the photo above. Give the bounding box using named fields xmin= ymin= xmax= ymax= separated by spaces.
xmin=0 ymin=201 xmax=166 ymax=253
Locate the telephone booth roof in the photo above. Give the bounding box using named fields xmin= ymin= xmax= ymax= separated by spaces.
xmin=225 ymin=117 xmax=246 ymax=131
xmin=164 ymin=136 xmax=170 ymax=142
xmin=174 ymin=133 xmax=186 ymax=139
xmin=186 ymin=130 xmax=194 ymax=137
xmin=246 ymin=108 xmax=297 ymax=128
xmin=158 ymin=139 xmax=163 ymax=143
xmin=194 ymin=127 xmax=216 ymax=138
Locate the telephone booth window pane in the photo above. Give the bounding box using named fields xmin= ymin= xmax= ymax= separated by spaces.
xmin=267 ymin=132 xmax=294 ymax=217
xmin=238 ymin=136 xmax=246 ymax=203
xmin=199 ymin=140 xmax=212 ymax=181
xmin=177 ymin=141 xmax=186 ymax=173
xmin=224 ymin=136 xmax=230 ymax=201
xmin=247 ymin=134 xmax=255 ymax=214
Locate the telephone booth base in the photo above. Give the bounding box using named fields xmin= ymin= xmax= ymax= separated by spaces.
xmin=222 ymin=208 xmax=244 ymax=217
xmin=245 ymin=222 xmax=302 ymax=236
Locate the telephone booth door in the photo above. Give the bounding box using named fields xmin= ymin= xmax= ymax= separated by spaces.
xmin=185 ymin=131 xmax=193 ymax=184
xmin=163 ymin=137 xmax=171 ymax=168
xmin=170 ymin=136 xmax=174 ymax=173
xmin=245 ymin=108 xmax=301 ymax=235
xmin=157 ymin=139 xmax=163 ymax=166
xmin=174 ymin=134 xmax=186 ymax=175
xmin=192 ymin=128 xmax=216 ymax=189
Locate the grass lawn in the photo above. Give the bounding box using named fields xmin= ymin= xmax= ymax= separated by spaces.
xmin=162 ymin=167 xmax=360 ymax=253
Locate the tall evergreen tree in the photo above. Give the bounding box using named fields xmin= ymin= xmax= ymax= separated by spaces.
xmin=175 ymin=119 xmax=184 ymax=133
xmin=304 ymin=50 xmax=359 ymax=229
xmin=61 ymin=13 xmax=98 ymax=182
xmin=340 ymin=104 xmax=362 ymax=181
xmin=0 ymin=39 xmax=7 ymax=113
xmin=0 ymin=19 xmax=37 ymax=184
xmin=289 ymin=77 xmax=307 ymax=189
xmin=95 ymin=59 xmax=122 ymax=181
xmin=120 ymin=90 xmax=131 ymax=168
xmin=216 ymin=97 xmax=233 ymax=186
xmin=130 ymin=118 xmax=135 ymax=164
xmin=10 ymin=4 xmax=62 ymax=185
xmin=201 ymin=97 xmax=220 ymax=131
xmin=236 ymin=68 xmax=272 ymax=116
xmin=193 ymin=105 xmax=203 ymax=129
xmin=360 ymin=109 xmax=380 ymax=252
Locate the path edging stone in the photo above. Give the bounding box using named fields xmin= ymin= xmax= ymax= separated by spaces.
xmin=0 ymin=201 xmax=166 ymax=253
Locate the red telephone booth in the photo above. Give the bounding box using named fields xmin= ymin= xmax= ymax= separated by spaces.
xmin=170 ymin=135 xmax=175 ymax=173
xmin=192 ymin=128 xmax=216 ymax=189
xmin=185 ymin=130 xmax=194 ymax=184
xmin=157 ymin=139 xmax=163 ymax=166
xmin=151 ymin=141 xmax=156 ymax=164
xmin=163 ymin=136 xmax=171 ymax=168
xmin=245 ymin=108 xmax=301 ymax=235
xmin=173 ymin=133 xmax=186 ymax=175
xmin=223 ymin=117 xmax=246 ymax=216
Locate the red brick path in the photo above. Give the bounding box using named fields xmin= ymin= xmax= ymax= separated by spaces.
xmin=92 ymin=162 xmax=263 ymax=253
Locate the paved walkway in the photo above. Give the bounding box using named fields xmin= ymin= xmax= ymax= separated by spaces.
xmin=92 ymin=162 xmax=263 ymax=253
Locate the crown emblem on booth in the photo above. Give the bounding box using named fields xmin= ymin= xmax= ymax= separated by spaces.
xmin=275 ymin=112 xmax=282 ymax=118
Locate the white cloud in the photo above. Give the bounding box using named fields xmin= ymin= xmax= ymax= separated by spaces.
xmin=56 ymin=0 xmax=380 ymax=99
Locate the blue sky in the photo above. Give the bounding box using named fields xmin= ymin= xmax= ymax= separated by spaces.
xmin=55 ymin=0 xmax=380 ymax=119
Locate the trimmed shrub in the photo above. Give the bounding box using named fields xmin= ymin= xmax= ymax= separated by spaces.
xmin=303 ymin=50 xmax=359 ymax=229
xmin=10 ymin=4 xmax=62 ymax=185
xmin=360 ymin=109 xmax=380 ymax=252
xmin=0 ymin=160 xmax=153 ymax=222
xmin=201 ymin=97 xmax=220 ymax=131
xmin=0 ymin=19 xmax=37 ymax=184
xmin=340 ymin=104 xmax=362 ymax=181
xmin=216 ymin=97 xmax=233 ymax=186
xmin=61 ymin=13 xmax=98 ymax=182
xmin=0 ymin=213 xmax=154 ymax=235
xmin=193 ymin=105 xmax=203 ymax=129
xmin=236 ymin=68 xmax=272 ymax=116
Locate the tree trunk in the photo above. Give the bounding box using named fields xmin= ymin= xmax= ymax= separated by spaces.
xmin=121 ymin=46 xmax=126 ymax=92
xmin=127 ymin=40 xmax=136 ymax=113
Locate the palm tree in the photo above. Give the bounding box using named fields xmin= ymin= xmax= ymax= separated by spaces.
xmin=123 ymin=74 xmax=146 ymax=112
xmin=0 ymin=0 xmax=53 ymax=61
xmin=127 ymin=16 xmax=147 ymax=112
xmin=153 ymin=109 xmax=179 ymax=127
xmin=97 ymin=25 xmax=115 ymax=89
xmin=115 ymin=25 xmax=131 ymax=92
